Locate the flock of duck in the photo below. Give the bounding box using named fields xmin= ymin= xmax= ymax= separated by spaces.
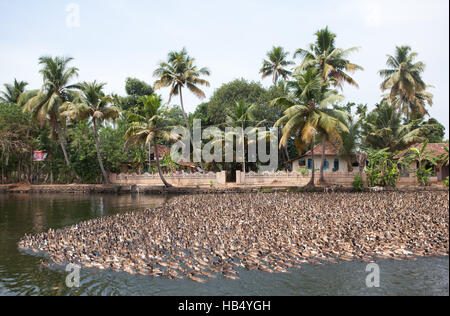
xmin=19 ymin=191 xmax=449 ymax=283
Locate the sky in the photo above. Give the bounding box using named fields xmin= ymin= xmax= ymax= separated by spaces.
xmin=0 ymin=0 xmax=449 ymax=137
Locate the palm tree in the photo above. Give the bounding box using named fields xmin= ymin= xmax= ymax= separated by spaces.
xmin=334 ymin=104 xmax=363 ymax=172
xmin=383 ymin=87 xmax=434 ymax=120
xmin=260 ymin=46 xmax=294 ymax=84
xmin=272 ymin=68 xmax=348 ymax=187
xmin=379 ymin=46 xmax=431 ymax=121
xmin=125 ymin=95 xmax=178 ymax=188
xmin=362 ymin=102 xmax=434 ymax=152
xmin=0 ymin=79 xmax=29 ymax=104
xmin=294 ymin=27 xmax=363 ymax=89
xmin=294 ymin=27 xmax=361 ymax=181
xmin=153 ymin=48 xmax=210 ymax=171
xmin=24 ymin=56 xmax=80 ymax=181
xmin=226 ymin=101 xmax=258 ymax=174
xmin=61 ymin=81 xmax=120 ymax=184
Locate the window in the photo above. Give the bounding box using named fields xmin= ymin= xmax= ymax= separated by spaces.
xmin=307 ymin=159 xmax=313 ymax=170
xmin=333 ymin=159 xmax=340 ymax=172
xmin=323 ymin=160 xmax=329 ymax=170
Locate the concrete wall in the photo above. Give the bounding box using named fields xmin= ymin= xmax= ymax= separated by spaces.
xmin=109 ymin=171 xmax=226 ymax=187
xmin=109 ymin=170 xmax=441 ymax=188
xmin=236 ymin=170 xmax=360 ymax=186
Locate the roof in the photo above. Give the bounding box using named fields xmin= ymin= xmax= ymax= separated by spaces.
xmin=304 ymin=142 xmax=340 ymax=156
xmin=150 ymin=144 xmax=170 ymax=157
xmin=394 ymin=143 xmax=449 ymax=164
xmin=175 ymin=160 xmax=198 ymax=168
xmin=287 ymin=142 xmax=341 ymax=163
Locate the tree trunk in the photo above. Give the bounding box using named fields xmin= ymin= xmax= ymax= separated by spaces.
xmin=179 ymin=87 xmax=205 ymax=172
xmin=306 ymin=135 xmax=316 ymax=187
xmin=241 ymin=122 xmax=246 ymax=173
xmin=319 ymin=137 xmax=326 ymax=183
xmin=153 ymin=140 xmax=172 ymax=188
xmin=55 ymin=120 xmax=79 ymax=182
xmin=93 ymin=120 xmax=110 ymax=184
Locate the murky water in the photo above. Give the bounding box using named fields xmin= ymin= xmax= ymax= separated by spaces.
xmin=0 ymin=193 xmax=448 ymax=296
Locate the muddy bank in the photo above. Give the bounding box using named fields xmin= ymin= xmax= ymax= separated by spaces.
xmin=2 ymin=183 xmax=448 ymax=195
xmin=19 ymin=191 xmax=449 ymax=282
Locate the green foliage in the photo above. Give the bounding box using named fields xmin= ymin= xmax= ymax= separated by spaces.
xmin=297 ymin=168 xmax=309 ymax=176
xmin=404 ymin=141 xmax=439 ymax=187
xmin=417 ymin=118 xmax=446 ymax=143
xmin=379 ymin=46 xmax=432 ymax=120
xmin=365 ymin=148 xmax=401 ymax=188
xmin=352 ymin=174 xmax=365 ymax=191
xmin=125 ymin=77 xmax=154 ymax=97
xmin=362 ymin=102 xmax=431 ymax=152
xmin=207 ymin=79 xmax=282 ymax=126
xmin=444 ymin=177 xmax=449 ymax=188
xmin=260 ymin=46 xmax=294 ymax=84
xmin=119 ymin=78 xmax=154 ymax=111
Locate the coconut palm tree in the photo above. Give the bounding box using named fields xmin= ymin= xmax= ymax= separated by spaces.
xmin=153 ymin=48 xmax=210 ymax=171
xmin=379 ymin=46 xmax=431 ymax=121
xmin=260 ymin=46 xmax=294 ymax=84
xmin=294 ymin=27 xmax=361 ymax=181
xmin=226 ymin=101 xmax=259 ymax=174
xmin=0 ymin=79 xmax=29 ymax=103
xmin=61 ymin=81 xmax=120 ymax=184
xmin=272 ymin=68 xmax=348 ymax=187
xmin=383 ymin=86 xmax=434 ymax=120
xmin=362 ymin=102 xmax=434 ymax=152
xmin=334 ymin=104 xmax=363 ymax=172
xmin=294 ymin=27 xmax=363 ymax=90
xmin=125 ymin=94 xmax=178 ymax=188
xmin=23 ymin=56 xmax=80 ymax=181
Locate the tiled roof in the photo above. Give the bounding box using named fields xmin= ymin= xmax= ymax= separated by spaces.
xmin=394 ymin=143 xmax=449 ymax=164
xmin=150 ymin=144 xmax=170 ymax=157
xmin=304 ymin=142 xmax=340 ymax=156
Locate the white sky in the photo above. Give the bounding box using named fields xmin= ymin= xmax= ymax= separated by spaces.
xmin=0 ymin=0 xmax=448 ymax=137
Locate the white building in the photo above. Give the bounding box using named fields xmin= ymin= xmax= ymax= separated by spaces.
xmin=290 ymin=143 xmax=350 ymax=172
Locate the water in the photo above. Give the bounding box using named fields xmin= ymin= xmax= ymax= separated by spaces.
xmin=0 ymin=193 xmax=448 ymax=296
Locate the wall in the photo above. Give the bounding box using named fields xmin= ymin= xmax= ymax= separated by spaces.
xmin=236 ymin=170 xmax=360 ymax=186
xmin=109 ymin=171 xmax=226 ymax=187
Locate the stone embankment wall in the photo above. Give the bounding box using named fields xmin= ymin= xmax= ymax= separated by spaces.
xmin=109 ymin=171 xmax=227 ymax=187
xmin=236 ymin=171 xmax=361 ymax=186
xmin=109 ymin=170 xmax=440 ymax=187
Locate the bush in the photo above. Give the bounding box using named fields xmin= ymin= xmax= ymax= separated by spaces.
xmin=352 ymin=175 xmax=365 ymax=191
xmin=444 ymin=177 xmax=449 ymax=188
xmin=297 ymin=168 xmax=309 ymax=176
xmin=365 ymin=148 xmax=401 ymax=188
xmin=415 ymin=166 xmax=434 ymax=187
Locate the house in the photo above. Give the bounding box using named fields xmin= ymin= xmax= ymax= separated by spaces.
xmin=290 ymin=142 xmax=350 ymax=172
xmin=394 ymin=142 xmax=449 ymax=181
xmin=149 ymin=144 xmax=171 ymax=161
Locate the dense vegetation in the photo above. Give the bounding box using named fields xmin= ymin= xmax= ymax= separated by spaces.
xmin=0 ymin=27 xmax=447 ymax=187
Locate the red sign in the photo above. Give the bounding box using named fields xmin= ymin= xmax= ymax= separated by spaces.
xmin=33 ymin=151 xmax=48 ymax=162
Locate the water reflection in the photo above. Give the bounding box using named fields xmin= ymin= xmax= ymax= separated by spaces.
xmin=0 ymin=193 xmax=448 ymax=296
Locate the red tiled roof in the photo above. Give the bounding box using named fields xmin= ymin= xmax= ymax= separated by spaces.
xmin=394 ymin=143 xmax=449 ymax=164
xmin=150 ymin=144 xmax=170 ymax=157
xmin=304 ymin=142 xmax=340 ymax=156
xmin=176 ymin=160 xmax=198 ymax=168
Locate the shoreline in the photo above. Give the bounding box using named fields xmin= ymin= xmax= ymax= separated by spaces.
xmin=1 ymin=183 xmax=448 ymax=195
